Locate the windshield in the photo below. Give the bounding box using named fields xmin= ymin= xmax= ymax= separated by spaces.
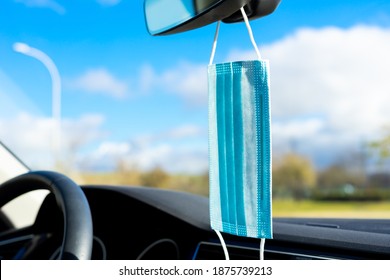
xmin=0 ymin=1 xmax=389 ymax=219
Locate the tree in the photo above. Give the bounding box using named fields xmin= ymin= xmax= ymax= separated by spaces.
xmin=140 ymin=166 xmax=169 ymax=188
xmin=369 ymin=126 xmax=390 ymax=166
xmin=318 ymin=164 xmax=364 ymax=189
xmin=272 ymin=153 xmax=317 ymax=199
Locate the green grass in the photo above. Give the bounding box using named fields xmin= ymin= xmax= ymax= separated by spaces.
xmin=273 ymin=199 xmax=390 ymax=218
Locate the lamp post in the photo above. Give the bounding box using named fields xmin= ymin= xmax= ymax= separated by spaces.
xmin=13 ymin=42 xmax=62 ymax=168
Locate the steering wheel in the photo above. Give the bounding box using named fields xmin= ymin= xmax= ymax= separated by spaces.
xmin=0 ymin=171 xmax=93 ymax=260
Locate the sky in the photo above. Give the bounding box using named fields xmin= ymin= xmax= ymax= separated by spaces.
xmin=1 ymin=0 xmax=390 ymax=174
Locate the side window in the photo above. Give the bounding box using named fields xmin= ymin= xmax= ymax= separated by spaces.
xmin=1 ymin=190 xmax=49 ymax=229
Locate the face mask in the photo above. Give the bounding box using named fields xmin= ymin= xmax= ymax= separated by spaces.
xmin=208 ymin=60 xmax=272 ymax=239
xmin=208 ymin=8 xmax=272 ymax=256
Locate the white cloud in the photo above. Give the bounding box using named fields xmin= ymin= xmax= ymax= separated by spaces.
xmin=89 ymin=142 xmax=208 ymax=174
xmin=15 ymin=0 xmax=66 ymax=14
xmin=0 ymin=113 xmax=105 ymax=170
xmin=132 ymin=125 xmax=207 ymax=173
xmin=96 ymin=0 xmax=121 ymax=6
xmin=124 ymin=144 xmax=208 ymax=174
xmin=140 ymin=63 xmax=208 ymax=105
xmin=79 ymin=124 xmax=208 ymax=174
xmin=61 ymin=114 xmax=106 ymax=151
xmin=133 ymin=124 xmax=206 ymax=147
xmin=165 ymin=125 xmax=205 ymax=139
xmin=125 ymin=124 xmax=207 ymax=173
xmin=0 ymin=109 xmax=207 ymax=174
xmin=94 ymin=142 xmax=131 ymax=158
xmin=228 ymin=25 xmax=390 ymax=166
xmin=67 ymin=68 xmax=129 ymax=99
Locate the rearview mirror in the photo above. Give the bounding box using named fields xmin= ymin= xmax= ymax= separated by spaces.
xmin=144 ymin=0 xmax=281 ymax=36
xmin=144 ymin=0 xmax=245 ymax=36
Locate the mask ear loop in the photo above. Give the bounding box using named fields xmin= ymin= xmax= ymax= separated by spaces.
xmin=210 ymin=7 xmax=265 ymax=261
xmin=209 ymin=21 xmax=230 ymax=261
xmin=260 ymin=237 xmax=265 ymax=260
xmin=208 ymin=7 xmax=262 ymax=66
xmin=240 ymin=7 xmax=262 ymax=60
xmin=240 ymin=6 xmax=266 ymax=261
xmin=209 ymin=21 xmax=220 ymax=66
xmin=214 ymin=229 xmax=230 ymax=260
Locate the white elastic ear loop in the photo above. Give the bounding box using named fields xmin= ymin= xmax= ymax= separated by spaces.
xmin=214 ymin=230 xmax=230 ymax=260
xmin=240 ymin=7 xmax=262 ymax=60
xmin=260 ymin=238 xmax=265 ymax=260
xmin=241 ymin=6 xmax=266 ymax=260
xmin=209 ymin=21 xmax=220 ymax=66
xmin=210 ymin=21 xmax=227 ymax=260
xmin=209 ymin=8 xmax=261 ymax=65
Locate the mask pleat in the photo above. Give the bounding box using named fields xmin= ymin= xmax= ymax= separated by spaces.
xmin=232 ymin=63 xmax=247 ymax=237
xmin=223 ymin=64 xmax=237 ymax=232
xmin=215 ymin=65 xmax=230 ymax=228
xmin=208 ymin=64 xmax=222 ymax=230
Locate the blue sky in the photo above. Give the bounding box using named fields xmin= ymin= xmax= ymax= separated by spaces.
xmin=1 ymin=0 xmax=390 ymax=174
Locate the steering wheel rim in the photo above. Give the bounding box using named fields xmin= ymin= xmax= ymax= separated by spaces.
xmin=0 ymin=171 xmax=93 ymax=260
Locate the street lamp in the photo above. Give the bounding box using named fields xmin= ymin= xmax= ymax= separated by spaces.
xmin=13 ymin=42 xmax=62 ymax=168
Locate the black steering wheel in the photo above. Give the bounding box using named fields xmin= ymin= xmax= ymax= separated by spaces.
xmin=0 ymin=171 xmax=93 ymax=260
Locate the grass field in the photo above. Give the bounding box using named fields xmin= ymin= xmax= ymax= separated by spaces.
xmin=273 ymin=200 xmax=390 ymax=218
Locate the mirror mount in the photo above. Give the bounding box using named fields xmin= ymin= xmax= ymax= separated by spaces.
xmin=223 ymin=0 xmax=281 ymax=23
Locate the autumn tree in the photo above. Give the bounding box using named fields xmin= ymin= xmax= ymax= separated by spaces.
xmin=369 ymin=126 xmax=390 ymax=166
xmin=140 ymin=166 xmax=169 ymax=188
xmin=273 ymin=153 xmax=317 ymax=199
xmin=318 ymin=164 xmax=365 ymax=189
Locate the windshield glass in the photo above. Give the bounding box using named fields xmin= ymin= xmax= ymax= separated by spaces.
xmin=0 ymin=1 xmax=389 ymax=218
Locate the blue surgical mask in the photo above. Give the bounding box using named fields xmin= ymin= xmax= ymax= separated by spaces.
xmin=208 ymin=8 xmax=272 ymax=245
xmin=208 ymin=59 xmax=272 ymax=239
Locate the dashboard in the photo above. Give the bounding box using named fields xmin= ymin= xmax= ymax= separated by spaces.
xmin=1 ymin=185 xmax=390 ymax=260
xmin=69 ymin=186 xmax=390 ymax=259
